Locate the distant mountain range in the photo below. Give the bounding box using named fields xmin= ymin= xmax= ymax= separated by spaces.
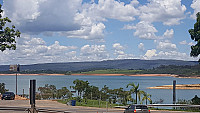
xmin=0 ymin=59 xmax=198 ymax=72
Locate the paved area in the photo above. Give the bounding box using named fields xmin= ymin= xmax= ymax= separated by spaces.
xmin=0 ymin=100 xmax=199 ymax=113
xmin=0 ymin=100 xmax=123 ymax=113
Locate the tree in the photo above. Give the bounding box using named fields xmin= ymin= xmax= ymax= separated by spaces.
xmin=122 ymin=90 xmax=131 ymax=105
xmin=142 ymin=92 xmax=152 ymax=105
xmin=85 ymin=85 xmax=100 ymax=100
xmin=56 ymin=87 xmax=72 ymax=99
xmin=191 ymin=95 xmax=200 ymax=105
xmin=112 ymin=88 xmax=124 ymax=104
xmin=70 ymin=79 xmax=90 ymax=98
xmin=38 ymin=84 xmax=72 ymax=100
xmin=100 ymin=85 xmax=110 ymax=101
xmin=137 ymin=90 xmax=145 ymax=103
xmin=108 ymin=88 xmax=118 ymax=104
xmin=38 ymin=84 xmax=57 ymax=99
xmin=49 ymin=84 xmax=57 ymax=99
xmin=0 ymin=83 xmax=8 ymax=94
xmin=126 ymin=82 xmax=140 ymax=104
xmin=112 ymin=88 xmax=131 ymax=105
xmin=0 ymin=4 xmax=20 ymax=51
xmin=189 ymin=12 xmax=200 ymax=63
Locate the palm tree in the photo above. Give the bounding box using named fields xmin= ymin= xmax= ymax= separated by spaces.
xmin=137 ymin=90 xmax=145 ymax=103
xmin=126 ymin=82 xmax=140 ymax=104
xmin=142 ymin=92 xmax=152 ymax=105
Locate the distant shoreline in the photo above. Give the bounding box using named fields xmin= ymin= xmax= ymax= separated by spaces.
xmin=0 ymin=74 xmax=65 ymax=76
xmin=0 ymin=73 xmax=175 ymax=77
xmin=71 ymin=73 xmax=175 ymax=77
xmin=0 ymin=73 xmax=199 ymax=79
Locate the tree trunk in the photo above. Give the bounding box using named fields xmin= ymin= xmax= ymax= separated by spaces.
xmin=135 ymin=90 xmax=137 ymax=104
xmin=146 ymin=98 xmax=147 ymax=105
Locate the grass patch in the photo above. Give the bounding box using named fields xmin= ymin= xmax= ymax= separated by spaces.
xmin=79 ymin=69 xmax=142 ymax=74
xmin=57 ymin=99 xmax=121 ymax=108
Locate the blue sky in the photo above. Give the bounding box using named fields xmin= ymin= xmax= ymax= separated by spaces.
xmin=0 ymin=0 xmax=200 ymax=65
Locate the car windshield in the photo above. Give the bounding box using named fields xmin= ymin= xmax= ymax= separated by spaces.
xmin=136 ymin=105 xmax=148 ymax=109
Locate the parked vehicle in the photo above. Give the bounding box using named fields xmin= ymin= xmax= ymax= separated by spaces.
xmin=1 ymin=92 xmax=15 ymax=100
xmin=124 ymin=105 xmax=150 ymax=113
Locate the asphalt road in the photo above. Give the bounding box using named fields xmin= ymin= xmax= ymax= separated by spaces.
xmin=0 ymin=100 xmax=199 ymax=113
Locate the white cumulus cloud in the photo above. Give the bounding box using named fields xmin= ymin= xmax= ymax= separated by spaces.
xmin=81 ymin=0 xmax=139 ymax=22
xmin=179 ymin=40 xmax=196 ymax=46
xmin=156 ymin=41 xmax=177 ymax=51
xmin=139 ymin=0 xmax=186 ymax=25
xmin=3 ymin=0 xmax=81 ymax=34
xmin=132 ymin=21 xmax=158 ymax=39
xmin=113 ymin=43 xmax=125 ymax=50
xmin=138 ymin=43 xmax=145 ymax=51
xmin=124 ymin=22 xmax=174 ymax=40
xmin=66 ymin=22 xmax=106 ymax=42
xmin=156 ymin=51 xmax=190 ymax=60
xmin=190 ymin=0 xmax=200 ymax=19
xmin=80 ymin=44 xmax=109 ymax=61
xmin=163 ymin=29 xmax=174 ymax=38
xmin=143 ymin=49 xmax=157 ymax=60
xmin=112 ymin=43 xmax=134 ymax=59
xmin=142 ymin=49 xmax=196 ymax=61
xmin=65 ymin=0 xmax=139 ymax=41
xmin=0 ymin=34 xmax=78 ymax=64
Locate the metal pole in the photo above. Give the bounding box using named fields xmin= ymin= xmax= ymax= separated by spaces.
xmin=16 ymin=73 xmax=17 ymax=95
xmin=23 ymin=89 xmax=24 ymax=97
xmin=16 ymin=64 xmax=20 ymax=96
xmin=173 ymin=80 xmax=176 ymax=104
xmin=30 ymin=80 xmax=37 ymax=113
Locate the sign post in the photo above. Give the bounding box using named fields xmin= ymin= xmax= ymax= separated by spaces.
xmin=9 ymin=64 xmax=20 ymax=95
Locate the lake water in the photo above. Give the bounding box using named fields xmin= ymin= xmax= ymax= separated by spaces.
xmin=0 ymin=75 xmax=200 ymax=104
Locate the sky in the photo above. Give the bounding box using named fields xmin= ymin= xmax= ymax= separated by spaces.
xmin=0 ymin=0 xmax=200 ymax=65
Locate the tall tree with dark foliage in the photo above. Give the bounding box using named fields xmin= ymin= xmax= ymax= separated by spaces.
xmin=0 ymin=4 xmax=20 ymax=52
xmin=189 ymin=12 xmax=200 ymax=63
